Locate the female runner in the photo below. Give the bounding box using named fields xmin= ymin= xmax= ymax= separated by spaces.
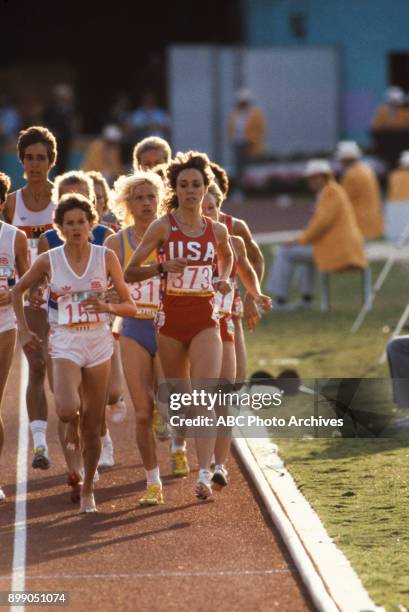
xmin=107 ymin=171 xmax=166 ymax=504
xmin=210 ymin=161 xmax=265 ymax=384
xmin=12 ymin=194 xmax=135 ymax=513
xmin=37 ymin=171 xmax=120 ymax=476
xmin=125 ymin=151 xmax=233 ymax=500
xmin=0 ymin=173 xmax=29 ymax=500
xmin=202 ymin=182 xmax=271 ymax=489
xmin=3 ymin=126 xmax=57 ymax=469
xmin=87 ymin=170 xmax=120 ymax=232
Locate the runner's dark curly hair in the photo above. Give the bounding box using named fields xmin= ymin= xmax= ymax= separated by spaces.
xmin=209 ymin=161 xmax=229 ymax=196
xmin=164 ymin=151 xmax=214 ymax=212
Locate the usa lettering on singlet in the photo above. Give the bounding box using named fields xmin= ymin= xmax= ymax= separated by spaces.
xmin=119 ymin=226 xmax=160 ymax=319
xmin=0 ymin=222 xmax=17 ymax=331
xmin=48 ymin=244 xmax=109 ymax=327
xmin=12 ymin=189 xmax=55 ymax=264
xmin=163 ymin=213 xmax=216 ymax=297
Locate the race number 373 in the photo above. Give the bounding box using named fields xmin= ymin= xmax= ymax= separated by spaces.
xmin=0 ymin=591 xmax=69 ymax=606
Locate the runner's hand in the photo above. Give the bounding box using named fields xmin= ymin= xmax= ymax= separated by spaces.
xmin=19 ymin=329 xmax=42 ymax=352
xmin=27 ymin=287 xmax=46 ymax=309
xmin=0 ymin=289 xmax=11 ymax=307
xmin=244 ymin=294 xmax=260 ymax=331
xmin=106 ymin=288 xmax=120 ymax=304
xmin=213 ymin=280 xmax=231 ymax=296
xmin=254 ymin=294 xmax=273 ymax=312
xmin=163 ymin=258 xmax=188 ymax=273
xmin=81 ymin=295 xmax=107 ymax=313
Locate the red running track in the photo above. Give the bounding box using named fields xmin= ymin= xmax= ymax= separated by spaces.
xmin=0 ymin=349 xmax=313 ymax=611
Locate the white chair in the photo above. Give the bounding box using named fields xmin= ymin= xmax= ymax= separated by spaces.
xmin=319 ymin=265 xmax=372 ymax=312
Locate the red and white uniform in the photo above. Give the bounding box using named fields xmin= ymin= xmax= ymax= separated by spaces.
xmin=214 ymin=236 xmax=237 ymax=343
xmin=48 ymin=244 xmax=113 ymax=368
xmin=220 ymin=212 xmax=243 ymax=320
xmin=158 ymin=213 xmax=218 ymax=344
xmin=12 ymin=189 xmax=55 ymax=264
xmin=0 ymin=222 xmax=17 ymax=333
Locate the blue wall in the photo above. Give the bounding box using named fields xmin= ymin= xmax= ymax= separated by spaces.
xmin=242 ymin=0 xmax=409 ymax=142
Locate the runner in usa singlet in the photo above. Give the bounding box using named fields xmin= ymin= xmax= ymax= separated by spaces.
xmin=158 ymin=212 xmax=218 ymax=344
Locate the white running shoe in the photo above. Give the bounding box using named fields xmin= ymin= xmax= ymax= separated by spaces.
xmin=211 ymin=465 xmax=229 ymax=491
xmin=195 ymin=470 xmax=213 ymax=500
xmin=0 ymin=487 xmax=5 ymax=501
xmin=107 ymin=397 xmax=127 ymax=424
xmin=98 ymin=439 xmax=115 ymax=468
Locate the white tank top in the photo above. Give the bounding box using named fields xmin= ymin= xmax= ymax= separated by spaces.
xmin=48 ymin=244 xmax=109 ymax=327
xmin=0 ymin=221 xmax=17 ymax=324
xmin=12 ymin=188 xmax=55 ymax=263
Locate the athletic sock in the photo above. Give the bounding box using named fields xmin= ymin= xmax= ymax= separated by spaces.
xmin=101 ymin=431 xmax=112 ymax=447
xmin=145 ymin=466 xmax=161 ymax=485
xmin=171 ymin=439 xmax=186 ymax=453
xmin=30 ymin=420 xmax=47 ymax=451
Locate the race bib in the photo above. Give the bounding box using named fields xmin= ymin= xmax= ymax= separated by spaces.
xmin=0 ymin=265 xmax=13 ymax=288
xmin=167 ymin=265 xmax=213 ymax=295
xmin=0 ymin=265 xmax=13 ymax=309
xmin=128 ymin=277 xmax=161 ymax=318
xmin=57 ymin=291 xmax=103 ymax=326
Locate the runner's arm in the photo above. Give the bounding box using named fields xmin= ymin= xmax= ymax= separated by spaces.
xmin=214 ymin=222 xmax=233 ymax=294
xmin=3 ymin=192 xmax=15 ymax=224
xmin=82 ymin=249 xmax=136 ymax=318
xmin=233 ymin=236 xmax=271 ymax=310
xmin=11 ymin=253 xmax=50 ymax=349
xmin=124 ymin=218 xmax=187 ymax=282
xmin=233 ymin=218 xmax=264 ymax=281
xmin=14 ymin=230 xmax=30 ymax=278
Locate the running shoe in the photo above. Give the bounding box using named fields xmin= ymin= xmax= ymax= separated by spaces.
xmin=67 ymin=472 xmax=82 ymax=503
xmin=107 ymin=397 xmax=127 ymax=424
xmin=171 ymin=448 xmax=190 ymax=477
xmin=211 ymin=465 xmax=229 ymax=491
xmin=98 ymin=439 xmax=115 ymax=468
xmin=195 ymin=471 xmax=213 ymax=500
xmin=32 ymin=446 xmax=50 ymax=470
xmin=139 ymin=483 xmax=164 ymax=506
xmin=79 ymin=493 xmax=97 ymax=514
xmin=153 ymin=405 xmax=170 ymax=440
xmin=0 ymin=487 xmax=5 ymax=502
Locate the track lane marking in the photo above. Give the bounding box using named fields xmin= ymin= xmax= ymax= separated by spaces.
xmin=10 ymin=354 xmax=29 ymax=612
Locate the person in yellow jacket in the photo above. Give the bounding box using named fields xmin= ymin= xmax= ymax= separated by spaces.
xmin=228 ymin=89 xmax=266 ymax=197
xmin=82 ymin=125 xmax=124 ymax=186
xmin=385 ymin=150 xmax=409 ymax=241
xmin=372 ymin=87 xmax=409 ymax=131
xmin=267 ymin=160 xmax=366 ymax=310
xmin=336 ymin=141 xmax=384 ymax=239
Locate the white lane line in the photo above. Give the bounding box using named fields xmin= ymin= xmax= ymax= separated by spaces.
xmin=2 ymin=569 xmax=293 ymax=580
xmin=10 ymin=354 xmax=29 ymax=612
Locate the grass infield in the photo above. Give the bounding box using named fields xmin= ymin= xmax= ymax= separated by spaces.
xmin=245 ymin=254 xmax=409 ymax=611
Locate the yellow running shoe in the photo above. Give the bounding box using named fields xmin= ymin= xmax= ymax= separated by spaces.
xmin=139 ymin=484 xmax=164 ymax=506
xmin=152 ymin=405 xmax=170 ymax=440
xmin=171 ymin=448 xmax=190 ymax=477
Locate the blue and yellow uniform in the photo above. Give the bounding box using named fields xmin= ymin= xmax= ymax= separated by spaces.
xmin=118 ymin=226 xmax=159 ymax=356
